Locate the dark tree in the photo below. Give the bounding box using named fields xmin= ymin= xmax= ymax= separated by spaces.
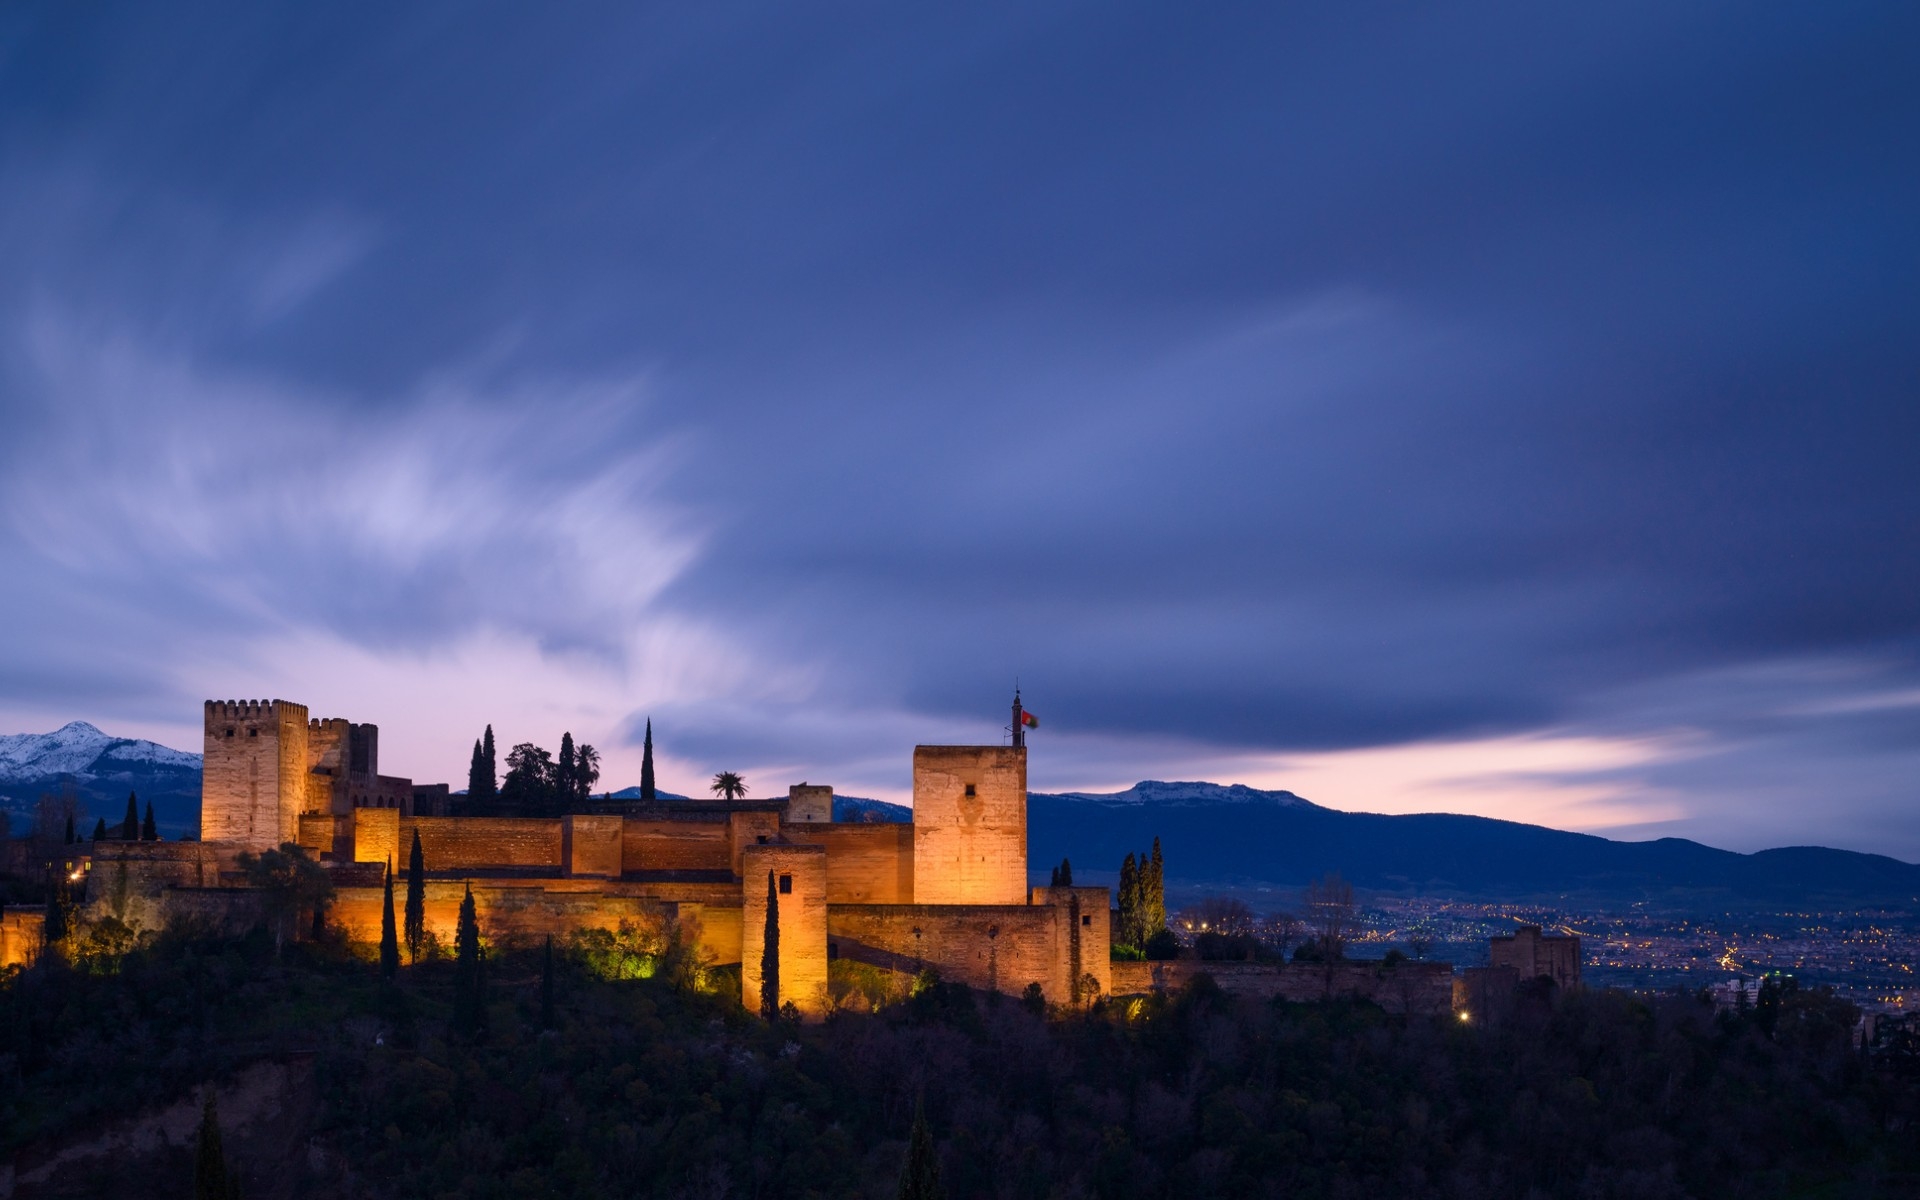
xmin=121 ymin=792 xmax=139 ymax=841
xmin=540 ymin=934 xmax=556 ymax=1031
xmin=236 ymin=843 xmax=333 ymax=957
xmin=761 ymin=870 xmax=780 ymax=1021
xmin=1058 ymin=858 xmax=1073 ymax=887
xmin=502 ymin=742 xmax=555 ymax=816
xmin=193 ymin=1092 xmax=241 ymax=1200
xmin=403 ymin=829 xmax=425 ymax=965
xmin=711 ymin=771 xmax=749 ymax=801
xmin=63 ymin=813 xmax=74 ymax=845
xmin=467 ymin=739 xmax=486 ymax=810
xmin=91 ymin=817 xmax=106 ymax=842
xmin=379 ymin=860 xmax=399 ymax=982
xmin=1145 ymin=838 xmax=1166 ymax=939
xmin=557 ymin=733 xmax=576 ymax=814
xmin=1048 ymin=864 xmax=1058 ymax=887
xmin=639 ymin=719 xmax=656 ymax=803
xmin=468 ymin=727 xmax=499 ymax=813
xmin=453 ymin=883 xmax=487 ymax=1042
xmin=142 ymin=800 xmax=158 ymax=841
xmin=1117 ymin=852 xmax=1140 ymax=948
xmin=896 ymin=1100 xmax=945 ymax=1200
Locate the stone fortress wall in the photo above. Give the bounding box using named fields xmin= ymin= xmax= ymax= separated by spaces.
xmin=103 ymin=697 xmax=1106 ymax=1020
xmin=102 ymin=695 xmax=1528 ymax=1021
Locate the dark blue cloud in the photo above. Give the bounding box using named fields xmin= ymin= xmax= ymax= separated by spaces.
xmin=1 ymin=2 xmax=1917 ymax=852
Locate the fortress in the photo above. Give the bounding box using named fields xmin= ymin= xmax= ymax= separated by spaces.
xmin=95 ymin=694 xmax=1112 ymax=1015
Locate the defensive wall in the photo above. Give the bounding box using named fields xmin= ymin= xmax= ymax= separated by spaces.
xmin=741 ymin=843 xmax=829 ymax=1017
xmin=782 ymin=822 xmax=914 ymax=903
xmin=1489 ymin=924 xmax=1581 ymax=990
xmin=178 ymin=704 xmax=1113 ymax=1019
xmin=1 ymin=911 xmax=45 ymax=969
xmin=826 ymin=884 xmax=1112 ymax=1005
xmin=1108 ymin=959 xmax=1456 ymax=1016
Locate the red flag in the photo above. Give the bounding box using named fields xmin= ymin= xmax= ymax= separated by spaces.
xmin=1020 ymin=709 xmax=1039 ymax=729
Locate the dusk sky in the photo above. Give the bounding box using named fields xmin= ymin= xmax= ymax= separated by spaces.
xmin=2 ymin=5 xmax=1916 ymax=856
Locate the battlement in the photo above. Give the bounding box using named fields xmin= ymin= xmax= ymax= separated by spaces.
xmin=204 ymin=699 xmax=309 ymax=726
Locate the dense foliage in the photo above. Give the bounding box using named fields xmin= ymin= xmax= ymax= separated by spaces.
xmin=1 ymin=927 xmax=1916 ymax=1199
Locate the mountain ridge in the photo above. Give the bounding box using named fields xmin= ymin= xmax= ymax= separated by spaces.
xmin=3 ymin=721 xmax=1912 ymax=905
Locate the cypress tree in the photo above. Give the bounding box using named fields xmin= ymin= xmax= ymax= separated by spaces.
xmin=403 ymin=829 xmax=425 ymax=964
xmin=1118 ymin=853 xmax=1139 ymax=948
xmin=1146 ymin=838 xmax=1166 ymax=939
xmin=760 ymin=870 xmax=780 ymax=1021
xmin=193 ymin=1091 xmax=240 ymax=1200
xmin=91 ymin=817 xmax=106 ymax=842
xmin=63 ymin=813 xmax=74 ymax=845
xmin=639 ymin=719 xmax=656 ymax=803
xmin=481 ymin=726 xmax=497 ymax=800
xmin=121 ymin=791 xmax=139 ymax=840
xmin=540 ymin=934 xmax=556 ymax=1031
xmin=453 ymin=883 xmax=487 ymax=1042
xmin=1059 ymin=857 xmax=1073 ymax=887
xmin=557 ymin=733 xmax=576 ymax=817
xmin=896 ymin=1099 xmax=945 ymax=1200
xmin=1048 ymin=864 xmax=1058 ymax=888
xmin=142 ymin=801 xmax=158 ymax=841
xmin=379 ymin=860 xmax=399 ymax=981
xmin=467 ymin=739 xmax=485 ymax=810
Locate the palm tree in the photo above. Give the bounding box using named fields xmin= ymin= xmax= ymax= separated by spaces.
xmin=710 ymin=771 xmax=748 ymax=801
xmin=574 ymin=743 xmax=601 ymax=803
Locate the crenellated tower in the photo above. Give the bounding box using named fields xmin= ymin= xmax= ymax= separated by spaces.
xmin=202 ymin=699 xmax=311 ymax=850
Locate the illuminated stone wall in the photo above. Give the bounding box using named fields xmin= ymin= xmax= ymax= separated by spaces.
xmin=305 ymin=717 xmax=352 ymax=814
xmin=352 ymin=806 xmax=400 ymax=868
xmin=621 ymin=818 xmax=731 ymax=873
xmin=354 ymin=813 xmax=564 ymax=872
xmin=1 ymin=911 xmax=44 ymax=968
xmin=1107 ymin=959 xmax=1456 ymax=1015
xmin=726 ymin=810 xmax=783 ymax=875
xmin=911 ymin=745 xmax=1027 ymax=905
xmin=296 ymin=812 xmax=351 ymax=857
xmin=826 ymin=886 xmax=1110 ymax=1003
xmin=785 ymin=784 xmax=833 ymax=823
xmin=201 ymin=699 xmax=310 ymax=849
xmin=563 ymin=815 xmax=623 ymax=877
xmin=741 ymin=843 xmax=829 ymax=1019
xmin=327 ymin=878 xmax=678 ymax=946
xmin=782 ymin=823 xmax=914 ymax=903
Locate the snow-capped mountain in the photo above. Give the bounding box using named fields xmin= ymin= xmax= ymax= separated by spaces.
xmin=0 ymin=721 xmax=203 ymax=836
xmin=1036 ymin=780 xmax=1317 ymax=808
xmin=0 ymin=721 xmax=200 ymax=782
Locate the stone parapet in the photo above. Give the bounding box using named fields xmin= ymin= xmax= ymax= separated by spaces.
xmin=1108 ymin=959 xmax=1456 ymax=1015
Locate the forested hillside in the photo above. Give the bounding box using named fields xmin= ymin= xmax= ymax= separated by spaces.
xmin=3 ymin=924 xmax=1915 ymax=1198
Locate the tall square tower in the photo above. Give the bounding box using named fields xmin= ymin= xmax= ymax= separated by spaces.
xmin=202 ymin=699 xmax=310 ymax=850
xmin=911 ymin=745 xmax=1027 ymax=905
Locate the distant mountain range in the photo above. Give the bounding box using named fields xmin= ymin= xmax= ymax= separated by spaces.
xmin=4 ymin=724 xmax=1915 ymax=907
xmin=0 ymin=722 xmax=202 ymax=837
xmin=1028 ymin=782 xmax=1920 ymax=909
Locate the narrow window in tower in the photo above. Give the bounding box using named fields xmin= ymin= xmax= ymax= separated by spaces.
xmin=964 ymin=784 xmax=976 ymax=797
xmin=1082 ymin=915 xmax=1092 ymax=926
xmin=248 ymin=728 xmax=258 ymax=737
xmin=779 ymin=874 xmax=793 ymax=894
xmin=225 ymin=728 xmax=235 ymax=738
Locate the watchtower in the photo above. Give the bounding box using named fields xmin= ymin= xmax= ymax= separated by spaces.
xmin=202 ymin=699 xmax=311 ymax=850
xmin=912 ymin=743 xmax=1028 ymax=905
